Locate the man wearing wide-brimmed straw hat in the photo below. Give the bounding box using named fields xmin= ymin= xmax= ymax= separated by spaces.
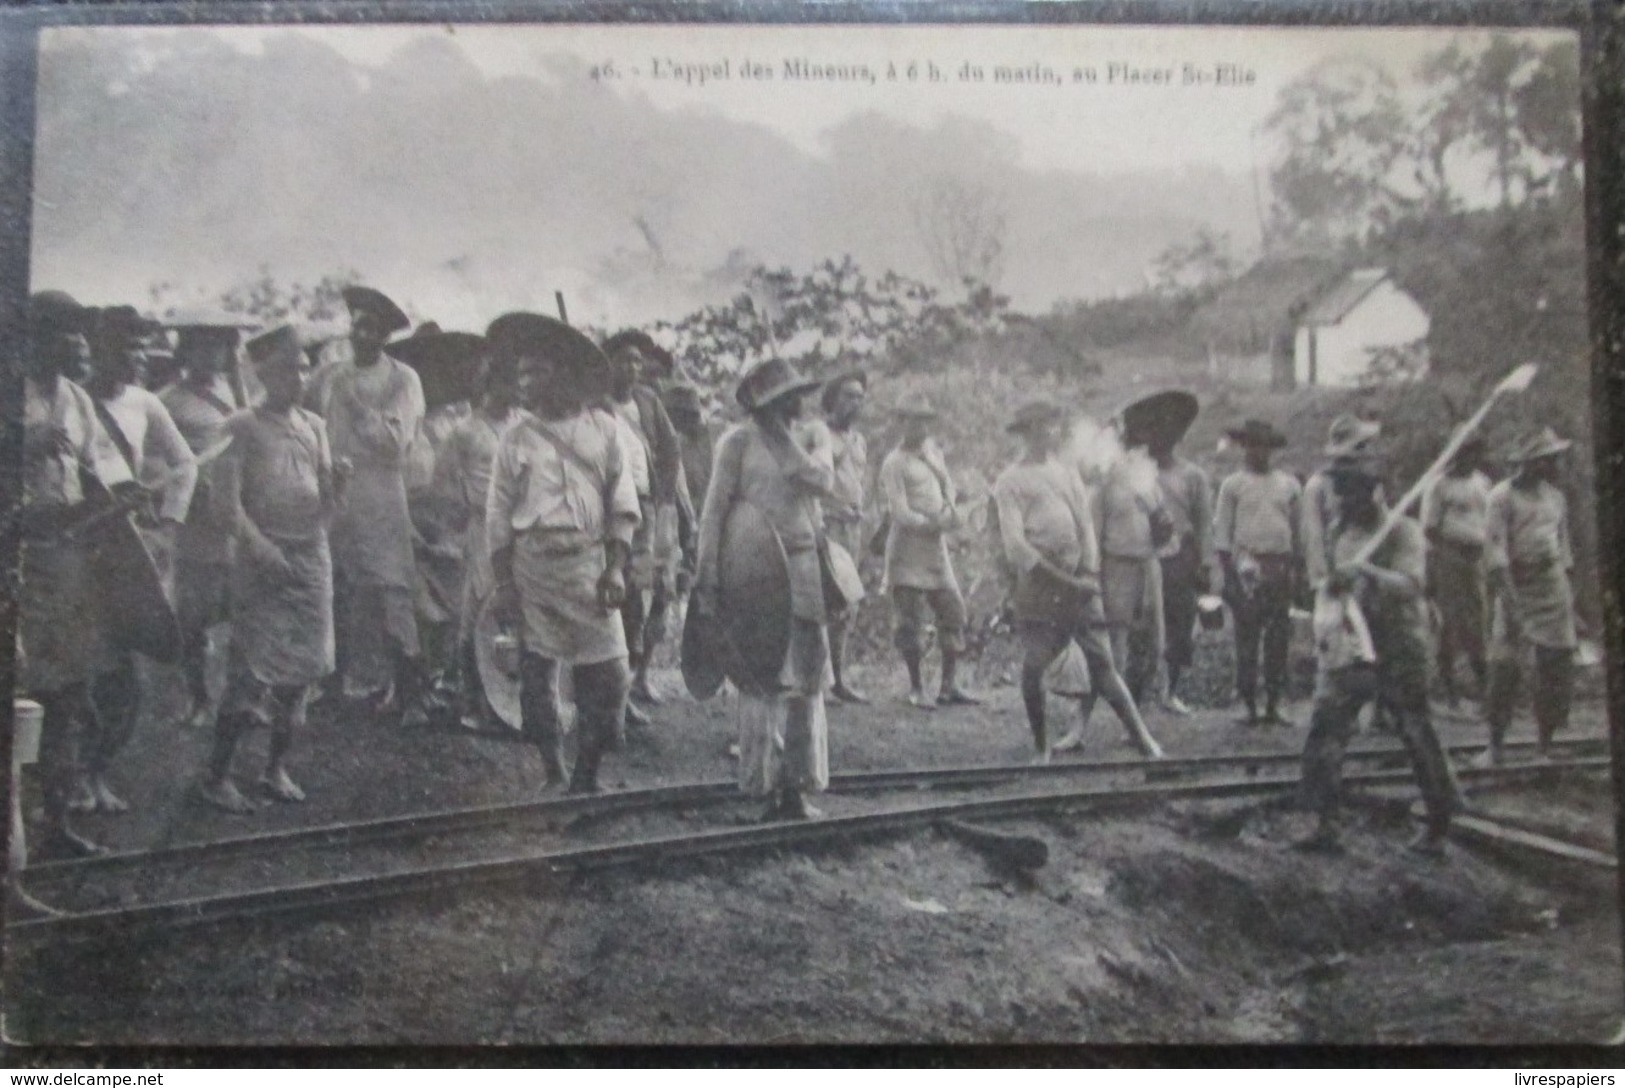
xmin=692 ymin=356 xmax=836 ymax=820
xmin=323 ymin=286 xmax=426 ymax=725
xmin=991 ymin=401 xmax=1163 ymax=763
xmin=1096 ymin=392 xmax=1184 ymax=711
xmin=486 ymin=313 xmax=641 ymax=795
xmin=822 ymin=367 xmax=870 ymax=704
xmin=1295 ymin=431 xmax=1456 ymax=856
xmin=1127 ymin=390 xmax=1211 ymax=715
xmin=1420 ymin=436 xmax=1493 ymax=709
xmin=1214 ymin=418 xmax=1302 ymax=726
xmin=194 ymin=326 xmax=343 ymax=813
xmin=1479 ymin=426 xmax=1578 ymax=764
xmin=879 ymin=402 xmax=979 ymax=710
xmin=160 ymin=310 xmax=251 ymax=728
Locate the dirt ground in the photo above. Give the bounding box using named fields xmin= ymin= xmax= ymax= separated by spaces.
xmin=4 ymin=647 xmax=1622 ymax=1046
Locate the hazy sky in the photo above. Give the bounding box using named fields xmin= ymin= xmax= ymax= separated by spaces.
xmin=101 ymin=23 xmax=1542 ymax=173
xmin=34 ymin=22 xmax=1576 ymax=327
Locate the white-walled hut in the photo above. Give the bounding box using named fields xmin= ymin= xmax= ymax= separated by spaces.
xmin=1187 ymin=255 xmax=1343 ymax=389
xmin=1293 ymin=268 xmax=1430 ymax=387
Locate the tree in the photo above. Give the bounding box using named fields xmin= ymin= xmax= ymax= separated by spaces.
xmin=1422 ymin=35 xmax=1541 ymax=210
xmin=149 ymin=267 xmax=360 ymax=327
xmin=1262 ymin=58 xmax=1410 ymax=244
xmin=911 ymin=176 xmax=1009 ymax=294
xmin=646 ymin=256 xmax=1011 ymax=392
xmin=1148 ymin=228 xmax=1235 ymax=297
xmin=1513 ymin=40 xmax=1584 ymax=200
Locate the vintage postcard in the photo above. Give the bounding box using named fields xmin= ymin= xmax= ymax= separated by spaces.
xmin=1 ymin=7 xmax=1619 ymax=1050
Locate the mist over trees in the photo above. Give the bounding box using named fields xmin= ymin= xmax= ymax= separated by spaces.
xmin=1260 ymin=34 xmax=1582 ymax=247
xmin=32 ymin=29 xmax=1254 ymax=326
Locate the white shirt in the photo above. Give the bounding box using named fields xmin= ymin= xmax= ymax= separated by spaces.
xmin=614 ymin=397 xmax=653 ymax=499
xmin=98 ymin=384 xmax=199 ymax=523
xmin=486 ymin=409 xmax=642 ymax=557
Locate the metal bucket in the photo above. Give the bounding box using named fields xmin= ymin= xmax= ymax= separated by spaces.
xmin=1196 ymin=594 xmax=1226 ymax=632
xmin=13 ymin=699 xmax=42 ymax=766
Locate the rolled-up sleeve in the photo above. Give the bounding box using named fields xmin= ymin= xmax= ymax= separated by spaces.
xmin=994 ymin=478 xmax=1039 ymax=576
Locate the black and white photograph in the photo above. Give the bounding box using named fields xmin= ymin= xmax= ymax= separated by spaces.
xmin=2 ymin=12 xmax=1621 ymax=1048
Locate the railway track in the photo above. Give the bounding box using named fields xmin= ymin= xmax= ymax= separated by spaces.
xmin=24 ymin=732 xmax=1606 ymax=881
xmin=9 ymin=739 xmax=1609 ymax=940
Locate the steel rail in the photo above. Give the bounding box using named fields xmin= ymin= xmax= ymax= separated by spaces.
xmin=24 ymin=734 xmax=1606 ymax=882
xmin=9 ymin=756 xmax=1610 ymax=939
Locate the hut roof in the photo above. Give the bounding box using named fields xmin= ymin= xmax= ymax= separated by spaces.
xmin=1299 ymin=268 xmax=1391 ymax=326
xmin=1189 ymin=256 xmax=1344 ymax=348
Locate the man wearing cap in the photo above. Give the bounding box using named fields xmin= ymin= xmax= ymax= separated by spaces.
xmin=1480 ymin=427 xmax=1578 ymax=764
xmin=435 ymin=350 xmax=522 ymax=730
xmin=1304 ymin=415 xmax=1382 ymax=593
xmin=993 ymin=401 xmax=1164 ymax=762
xmin=1297 ymin=438 xmax=1455 ymax=856
xmin=601 ymin=330 xmax=690 ymax=714
xmin=195 ymin=326 xmax=342 ymax=812
xmin=1140 ymin=392 xmax=1211 ymax=714
xmin=487 ymin=314 xmax=640 ymax=794
xmin=1421 ymin=437 xmax=1492 ymax=709
xmin=79 ymin=305 xmax=199 ymax=813
xmin=694 ymin=357 xmax=837 ymax=819
xmin=1214 ymin=419 xmax=1302 ymax=726
xmin=879 ymin=405 xmax=978 ymax=709
xmin=18 ymin=292 xmax=138 ymax=856
xmin=324 ymin=286 xmax=427 ymax=724
xmin=822 ymin=368 xmax=870 ymax=704
xmin=160 ymin=314 xmax=248 ymax=727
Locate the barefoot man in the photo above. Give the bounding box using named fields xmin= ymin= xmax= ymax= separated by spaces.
xmin=82 ymin=305 xmax=198 ymax=814
xmin=160 ymin=314 xmax=248 ymax=728
xmin=1296 ymin=437 xmax=1455 ymax=856
xmin=196 ymin=326 xmax=344 ymax=812
xmin=992 ymin=402 xmax=1163 ymax=763
xmin=17 ymin=291 xmax=137 ymax=857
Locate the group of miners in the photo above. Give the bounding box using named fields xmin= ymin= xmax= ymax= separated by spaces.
xmin=12 ymin=284 xmax=1583 ymax=863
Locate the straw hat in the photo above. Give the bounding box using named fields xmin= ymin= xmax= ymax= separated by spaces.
xmin=734 ymin=357 xmax=822 ymax=412
xmin=1119 ymin=389 xmax=1199 ymax=448
xmin=341 ymin=285 xmax=410 ymax=337
xmin=1007 ymin=400 xmax=1065 ymax=435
